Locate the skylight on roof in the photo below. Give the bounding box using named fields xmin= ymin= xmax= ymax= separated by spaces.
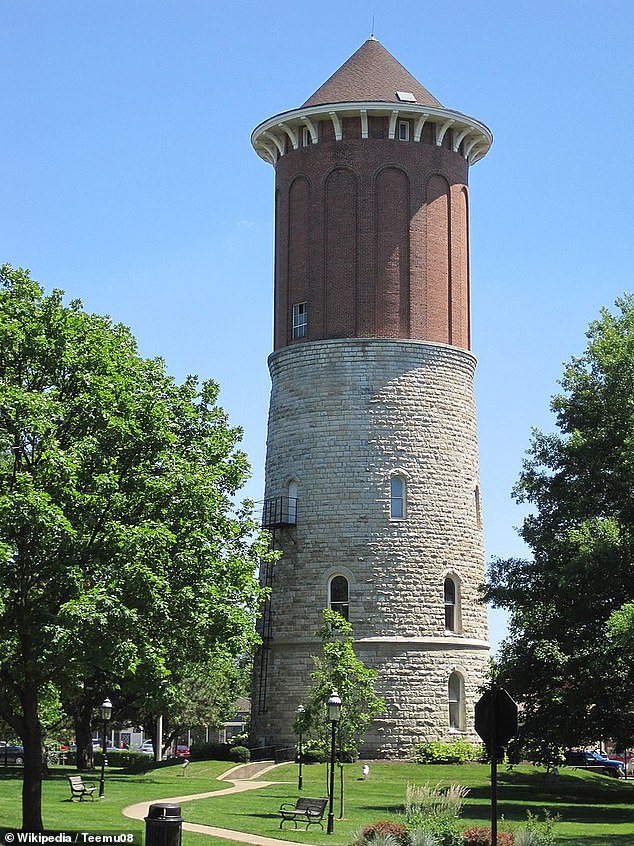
xmin=396 ymin=91 xmax=417 ymax=103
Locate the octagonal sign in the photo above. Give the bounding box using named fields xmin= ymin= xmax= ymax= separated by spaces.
xmin=475 ymin=687 xmax=518 ymax=747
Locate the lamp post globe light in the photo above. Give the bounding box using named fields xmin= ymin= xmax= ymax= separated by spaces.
xmin=98 ymin=697 xmax=112 ymax=799
xmin=326 ymin=691 xmax=341 ymax=835
xmin=296 ymin=705 xmax=305 ymax=791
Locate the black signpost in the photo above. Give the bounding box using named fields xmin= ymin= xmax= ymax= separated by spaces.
xmin=475 ymin=683 xmax=518 ymax=844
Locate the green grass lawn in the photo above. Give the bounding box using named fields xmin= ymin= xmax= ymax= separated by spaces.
xmin=2 ymin=760 xmax=634 ymax=845
xmin=0 ymin=760 xmax=238 ymax=846
xmin=182 ymin=760 xmax=634 ymax=845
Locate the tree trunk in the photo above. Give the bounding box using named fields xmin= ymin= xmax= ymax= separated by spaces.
xmin=21 ymin=691 xmax=44 ymax=832
xmin=74 ymin=697 xmax=95 ymax=770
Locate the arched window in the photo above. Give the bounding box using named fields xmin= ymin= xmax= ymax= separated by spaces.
xmin=444 ymin=577 xmax=457 ymax=632
xmin=448 ymin=672 xmax=464 ymax=731
xmin=390 ymin=475 xmax=406 ymax=519
xmin=329 ymin=575 xmax=349 ymax=621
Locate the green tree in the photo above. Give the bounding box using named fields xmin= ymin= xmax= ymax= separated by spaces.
xmin=0 ymin=266 xmax=271 ymax=830
xmin=114 ymin=648 xmax=251 ymax=757
xmin=299 ymin=610 xmax=385 ymax=815
xmin=484 ymin=295 xmax=634 ymax=752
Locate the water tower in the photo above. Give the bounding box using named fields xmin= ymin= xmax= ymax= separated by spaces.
xmin=251 ymin=38 xmax=491 ymax=756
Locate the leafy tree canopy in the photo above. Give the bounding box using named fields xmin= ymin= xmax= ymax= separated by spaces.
xmin=485 ymin=295 xmax=634 ymax=752
xmin=0 ymin=265 xmax=272 ymax=829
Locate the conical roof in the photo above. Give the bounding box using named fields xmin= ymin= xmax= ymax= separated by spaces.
xmin=302 ymin=38 xmax=443 ymax=109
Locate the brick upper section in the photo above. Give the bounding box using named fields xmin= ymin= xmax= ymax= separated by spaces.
xmin=302 ymin=39 xmax=443 ymax=108
xmin=273 ymin=130 xmax=471 ymax=351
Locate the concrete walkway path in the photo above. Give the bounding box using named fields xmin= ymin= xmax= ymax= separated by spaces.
xmin=122 ymin=761 xmax=300 ymax=846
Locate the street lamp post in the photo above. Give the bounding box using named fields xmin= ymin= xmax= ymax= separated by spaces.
xmin=326 ymin=691 xmax=341 ymax=835
xmin=98 ymin=697 xmax=112 ymax=799
xmin=296 ymin=705 xmax=305 ymax=791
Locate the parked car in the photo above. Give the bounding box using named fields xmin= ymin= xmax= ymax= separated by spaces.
xmin=138 ymin=740 xmax=154 ymax=756
xmin=92 ymin=741 xmax=118 ymax=752
xmin=1 ymin=745 xmax=25 ymax=765
xmin=607 ymin=754 xmax=634 ymax=774
xmin=173 ymin=744 xmax=190 ymax=757
xmin=564 ymin=750 xmax=625 ymax=777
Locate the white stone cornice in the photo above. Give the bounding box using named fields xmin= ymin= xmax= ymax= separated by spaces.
xmin=268 ymin=636 xmax=490 ymax=650
xmin=252 ymin=101 xmax=493 ymax=165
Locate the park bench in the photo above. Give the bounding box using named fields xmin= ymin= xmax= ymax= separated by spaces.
xmin=279 ymin=797 xmax=327 ymax=830
xmin=67 ymin=775 xmax=96 ymax=801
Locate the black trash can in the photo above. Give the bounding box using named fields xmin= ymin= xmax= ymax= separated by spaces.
xmin=145 ymin=803 xmax=183 ymax=846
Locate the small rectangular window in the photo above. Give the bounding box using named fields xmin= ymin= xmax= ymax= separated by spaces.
xmin=302 ymin=127 xmax=312 ymax=146
xmin=398 ymin=121 xmax=410 ymax=141
xmin=292 ymin=302 xmax=308 ymax=339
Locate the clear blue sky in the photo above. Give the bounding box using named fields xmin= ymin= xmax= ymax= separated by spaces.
xmin=2 ymin=0 xmax=633 ymax=649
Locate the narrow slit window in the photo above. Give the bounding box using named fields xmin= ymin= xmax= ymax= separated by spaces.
xmin=398 ymin=121 xmax=410 ymax=141
xmin=390 ymin=476 xmax=405 ymax=519
xmin=292 ymin=302 xmax=308 ymax=338
xmin=286 ymin=480 xmax=298 ymax=524
xmin=444 ymin=578 xmax=457 ymax=632
xmin=448 ymin=672 xmax=464 ymax=731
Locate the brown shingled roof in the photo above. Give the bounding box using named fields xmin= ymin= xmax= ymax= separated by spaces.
xmin=302 ymin=38 xmax=443 ymax=109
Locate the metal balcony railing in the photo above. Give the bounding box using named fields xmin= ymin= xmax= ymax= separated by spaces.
xmin=261 ymin=496 xmax=298 ymax=528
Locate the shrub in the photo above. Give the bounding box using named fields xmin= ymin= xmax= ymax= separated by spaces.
xmin=462 ymin=827 xmax=514 ymax=845
xmin=189 ymin=741 xmax=232 ymax=761
xmin=515 ymin=811 xmax=558 ymax=846
xmin=93 ymin=749 xmax=151 ymax=769
xmin=415 ymin=741 xmax=483 ymax=765
xmin=301 ymin=739 xmax=327 ymax=764
xmin=414 ymin=817 xmax=462 ymax=846
xmin=229 ymin=745 xmax=250 ymax=763
xmin=360 ymin=821 xmax=409 ymax=846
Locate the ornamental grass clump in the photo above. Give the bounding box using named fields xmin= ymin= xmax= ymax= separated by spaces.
xmin=405 ymin=782 xmax=469 ymax=846
xmin=513 ymin=831 xmax=539 ymax=846
xmin=409 ymin=831 xmax=442 ymax=846
xmin=405 ymin=782 xmax=470 ymax=822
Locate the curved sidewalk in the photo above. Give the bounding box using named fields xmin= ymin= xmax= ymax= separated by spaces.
xmin=122 ymin=761 xmax=298 ymax=846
